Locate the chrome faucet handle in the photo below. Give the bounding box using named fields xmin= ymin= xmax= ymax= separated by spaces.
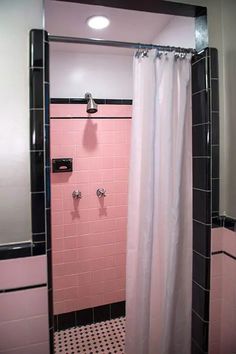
xmin=72 ymin=190 xmax=82 ymax=199
xmin=96 ymin=188 xmax=106 ymax=198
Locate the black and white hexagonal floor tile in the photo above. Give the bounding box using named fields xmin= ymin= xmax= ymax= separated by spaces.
xmin=54 ymin=317 xmax=125 ymax=354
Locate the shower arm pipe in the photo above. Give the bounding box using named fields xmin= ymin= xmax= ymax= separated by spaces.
xmin=48 ymin=35 xmax=196 ymax=54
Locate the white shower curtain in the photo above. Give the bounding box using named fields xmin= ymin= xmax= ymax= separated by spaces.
xmin=126 ymin=51 xmax=192 ymax=354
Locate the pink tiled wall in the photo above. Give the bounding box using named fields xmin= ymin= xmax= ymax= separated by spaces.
xmin=0 ymin=256 xmax=49 ymax=353
xmin=209 ymin=228 xmax=236 ymax=354
xmin=51 ymin=104 xmax=131 ymax=315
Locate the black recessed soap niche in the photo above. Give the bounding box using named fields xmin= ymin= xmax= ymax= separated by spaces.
xmin=52 ymin=158 xmax=73 ymax=173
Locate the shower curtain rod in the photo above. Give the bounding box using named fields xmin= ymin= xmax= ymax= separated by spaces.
xmin=48 ymin=35 xmax=196 ymax=54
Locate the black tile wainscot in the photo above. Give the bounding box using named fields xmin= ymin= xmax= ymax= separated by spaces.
xmin=29 ymin=29 xmax=53 ymax=353
xmin=51 ymin=98 xmax=132 ymax=105
xmin=54 ymin=302 xmax=126 ymax=331
xmin=191 ymin=48 xmax=220 ymax=354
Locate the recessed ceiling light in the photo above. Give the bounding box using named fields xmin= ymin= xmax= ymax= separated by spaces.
xmin=87 ymin=16 xmax=110 ymax=30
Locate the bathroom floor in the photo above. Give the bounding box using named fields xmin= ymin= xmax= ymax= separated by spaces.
xmin=54 ymin=317 xmax=125 ymax=354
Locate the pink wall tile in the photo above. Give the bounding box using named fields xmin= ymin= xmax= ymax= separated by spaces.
xmin=210 ymin=227 xmax=236 ymax=354
xmin=0 ymin=287 xmax=48 ymax=322
xmin=51 ymin=105 xmax=131 ymax=314
xmin=0 ymin=341 xmax=49 ymax=354
xmin=0 ymin=287 xmax=49 ymax=353
xmin=211 ymin=227 xmax=223 ymax=252
xmin=222 ymin=228 xmax=236 ymax=257
xmin=50 ymin=104 xmax=132 ymax=118
xmin=0 ymin=255 xmax=47 ymax=290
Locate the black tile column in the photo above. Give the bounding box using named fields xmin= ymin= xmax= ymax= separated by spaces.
xmin=29 ymin=29 xmax=53 ymax=354
xmin=191 ymin=48 xmax=219 ymax=354
xmin=209 ymin=49 xmax=220 ymax=226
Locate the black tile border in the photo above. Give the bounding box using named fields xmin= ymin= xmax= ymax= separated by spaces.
xmin=0 ymin=242 xmax=32 ymax=260
xmin=0 ymin=241 xmax=48 ymax=260
xmin=51 ymin=116 xmax=132 ymax=120
xmin=212 ymin=215 xmax=236 ymax=231
xmin=0 ymin=283 xmax=47 ymax=294
xmin=54 ymin=301 xmax=126 ymax=331
xmin=50 ymin=97 xmax=132 ymax=120
xmin=223 ymin=216 xmax=236 ymax=231
xmin=51 ymin=98 xmax=132 ymax=105
xmin=211 ymin=250 xmax=236 ymax=261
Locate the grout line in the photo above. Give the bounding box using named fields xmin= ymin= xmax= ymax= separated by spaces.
xmin=30 ymin=150 xmax=44 ymax=152
xmin=192 ymin=156 xmax=211 ymax=159
xmin=192 ymin=280 xmax=209 ymax=292
xmin=31 ymin=191 xmax=45 ymax=194
xmin=193 ymin=219 xmax=211 ymax=226
xmin=192 ymin=122 xmax=211 ymax=127
xmin=30 ymin=66 xmax=44 ymax=69
xmin=193 ymin=250 xmax=211 ymax=260
xmin=192 ymin=309 xmax=209 ymax=324
xmin=192 ymin=55 xmax=208 ymax=67
xmin=192 ymin=88 xmax=208 ymax=96
xmin=193 ymin=187 xmax=211 ymax=192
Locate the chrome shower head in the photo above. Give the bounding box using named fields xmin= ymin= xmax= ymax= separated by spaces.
xmin=85 ymin=92 xmax=98 ymax=114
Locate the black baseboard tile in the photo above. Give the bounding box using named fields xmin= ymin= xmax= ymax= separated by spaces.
xmin=111 ymin=301 xmax=126 ymax=319
xmin=76 ymin=308 xmax=94 ymax=327
xmin=94 ymin=304 xmax=110 ymax=323
xmin=55 ymin=301 xmax=126 ymax=331
xmin=57 ymin=311 xmax=76 ymax=331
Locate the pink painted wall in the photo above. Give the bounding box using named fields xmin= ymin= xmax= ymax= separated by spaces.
xmin=50 ymin=104 xmax=131 ymax=315
xmin=0 ymin=256 xmax=49 ymax=353
xmin=210 ymin=228 xmax=236 ymax=354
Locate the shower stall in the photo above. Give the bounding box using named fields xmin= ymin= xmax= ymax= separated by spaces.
xmin=49 ymin=32 xmax=195 ymax=354
xmin=2 ymin=1 xmax=236 ymax=354
xmin=27 ymin=1 xmax=220 ymax=353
